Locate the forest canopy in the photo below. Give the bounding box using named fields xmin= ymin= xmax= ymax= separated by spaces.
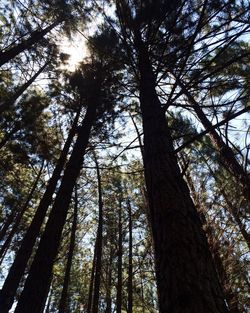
xmin=0 ymin=1 xmax=249 ymax=312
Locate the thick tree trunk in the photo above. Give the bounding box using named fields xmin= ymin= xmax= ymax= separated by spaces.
xmin=0 ymin=161 xmax=44 ymax=263
xmin=58 ymin=187 xmax=78 ymax=313
xmin=92 ymin=155 xmax=104 ymax=313
xmin=0 ymin=20 xmax=61 ymax=66
xmin=127 ymin=199 xmax=133 ymax=313
xmin=135 ymin=37 xmax=228 ymax=313
xmin=0 ymin=61 xmax=49 ymax=116
xmin=14 ymin=103 xmax=96 ymax=313
xmin=177 ymin=78 xmax=250 ymax=212
xmin=116 ymin=200 xmax=123 ymax=313
xmin=0 ymin=108 xmax=80 ymax=313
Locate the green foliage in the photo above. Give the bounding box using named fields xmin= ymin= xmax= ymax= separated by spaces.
xmin=0 ymin=0 xmax=249 ymax=312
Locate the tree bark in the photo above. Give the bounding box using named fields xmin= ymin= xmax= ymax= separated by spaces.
xmin=0 ymin=108 xmax=80 ymax=313
xmin=58 ymin=187 xmax=78 ymax=313
xmin=116 ymin=200 xmax=123 ymax=313
xmin=14 ymin=103 xmax=96 ymax=313
xmin=134 ymin=33 xmax=228 ymax=312
xmin=92 ymin=154 xmax=104 ymax=313
xmin=127 ymin=199 xmax=133 ymax=313
xmin=0 ymin=20 xmax=61 ymax=66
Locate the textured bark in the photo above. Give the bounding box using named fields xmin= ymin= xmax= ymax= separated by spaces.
xmin=0 ymin=109 xmax=80 ymax=313
xmin=134 ymin=35 xmax=228 ymax=312
xmin=177 ymin=78 xmax=250 ymax=212
xmin=127 ymin=199 xmax=133 ymax=313
xmin=0 ymin=161 xmax=44 ymax=263
xmin=0 ymin=61 xmax=49 ymax=116
xmin=92 ymin=155 xmax=104 ymax=313
xmin=58 ymin=187 xmax=78 ymax=313
xmin=14 ymin=103 xmax=96 ymax=313
xmin=116 ymin=200 xmax=123 ymax=313
xmin=0 ymin=20 xmax=61 ymax=66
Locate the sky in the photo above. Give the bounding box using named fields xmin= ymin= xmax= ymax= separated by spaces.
xmin=59 ymin=34 xmax=88 ymax=71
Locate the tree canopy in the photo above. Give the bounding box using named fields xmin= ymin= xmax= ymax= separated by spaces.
xmin=0 ymin=1 xmax=249 ymax=312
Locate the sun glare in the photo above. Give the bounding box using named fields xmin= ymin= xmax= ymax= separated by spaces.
xmin=59 ymin=34 xmax=88 ymax=71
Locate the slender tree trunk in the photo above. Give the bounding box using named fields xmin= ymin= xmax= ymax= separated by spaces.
xmin=45 ymin=289 xmax=52 ymax=313
xmin=116 ymin=200 xmax=123 ymax=313
xmin=14 ymin=103 xmax=96 ymax=313
xmin=140 ymin=269 xmax=146 ymax=313
xmin=92 ymin=154 xmax=104 ymax=313
xmin=0 ymin=108 xmax=80 ymax=313
xmin=87 ymin=243 xmax=97 ymax=313
xmin=211 ymin=172 xmax=250 ymax=250
xmin=0 ymin=61 xmax=50 ymax=116
xmin=231 ymin=210 xmax=250 ymax=250
xmin=105 ymin=247 xmax=113 ymax=313
xmin=0 ymin=161 xmax=44 ymax=263
xmin=0 ymin=206 xmax=18 ymax=242
xmin=199 ymin=154 xmax=250 ymax=250
xmin=176 ymin=77 xmax=250 ymax=211
xmin=134 ymin=33 xmax=228 ymax=312
xmin=127 ymin=199 xmax=133 ymax=313
xmin=129 ymin=112 xmax=144 ymax=157
xmin=0 ymin=20 xmax=61 ymax=66
xmin=58 ymin=187 xmax=78 ymax=313
xmin=211 ymin=249 xmax=241 ymax=313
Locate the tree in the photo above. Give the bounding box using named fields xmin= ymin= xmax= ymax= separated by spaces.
xmin=0 ymin=106 xmax=80 ymax=313
xmin=58 ymin=186 xmax=78 ymax=313
xmin=0 ymin=1 xmax=249 ymax=312
xmin=13 ymin=26 xmax=124 ymax=311
xmin=113 ymin=1 xmax=228 ymax=311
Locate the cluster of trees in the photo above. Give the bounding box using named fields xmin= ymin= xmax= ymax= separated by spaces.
xmin=0 ymin=0 xmax=249 ymax=312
